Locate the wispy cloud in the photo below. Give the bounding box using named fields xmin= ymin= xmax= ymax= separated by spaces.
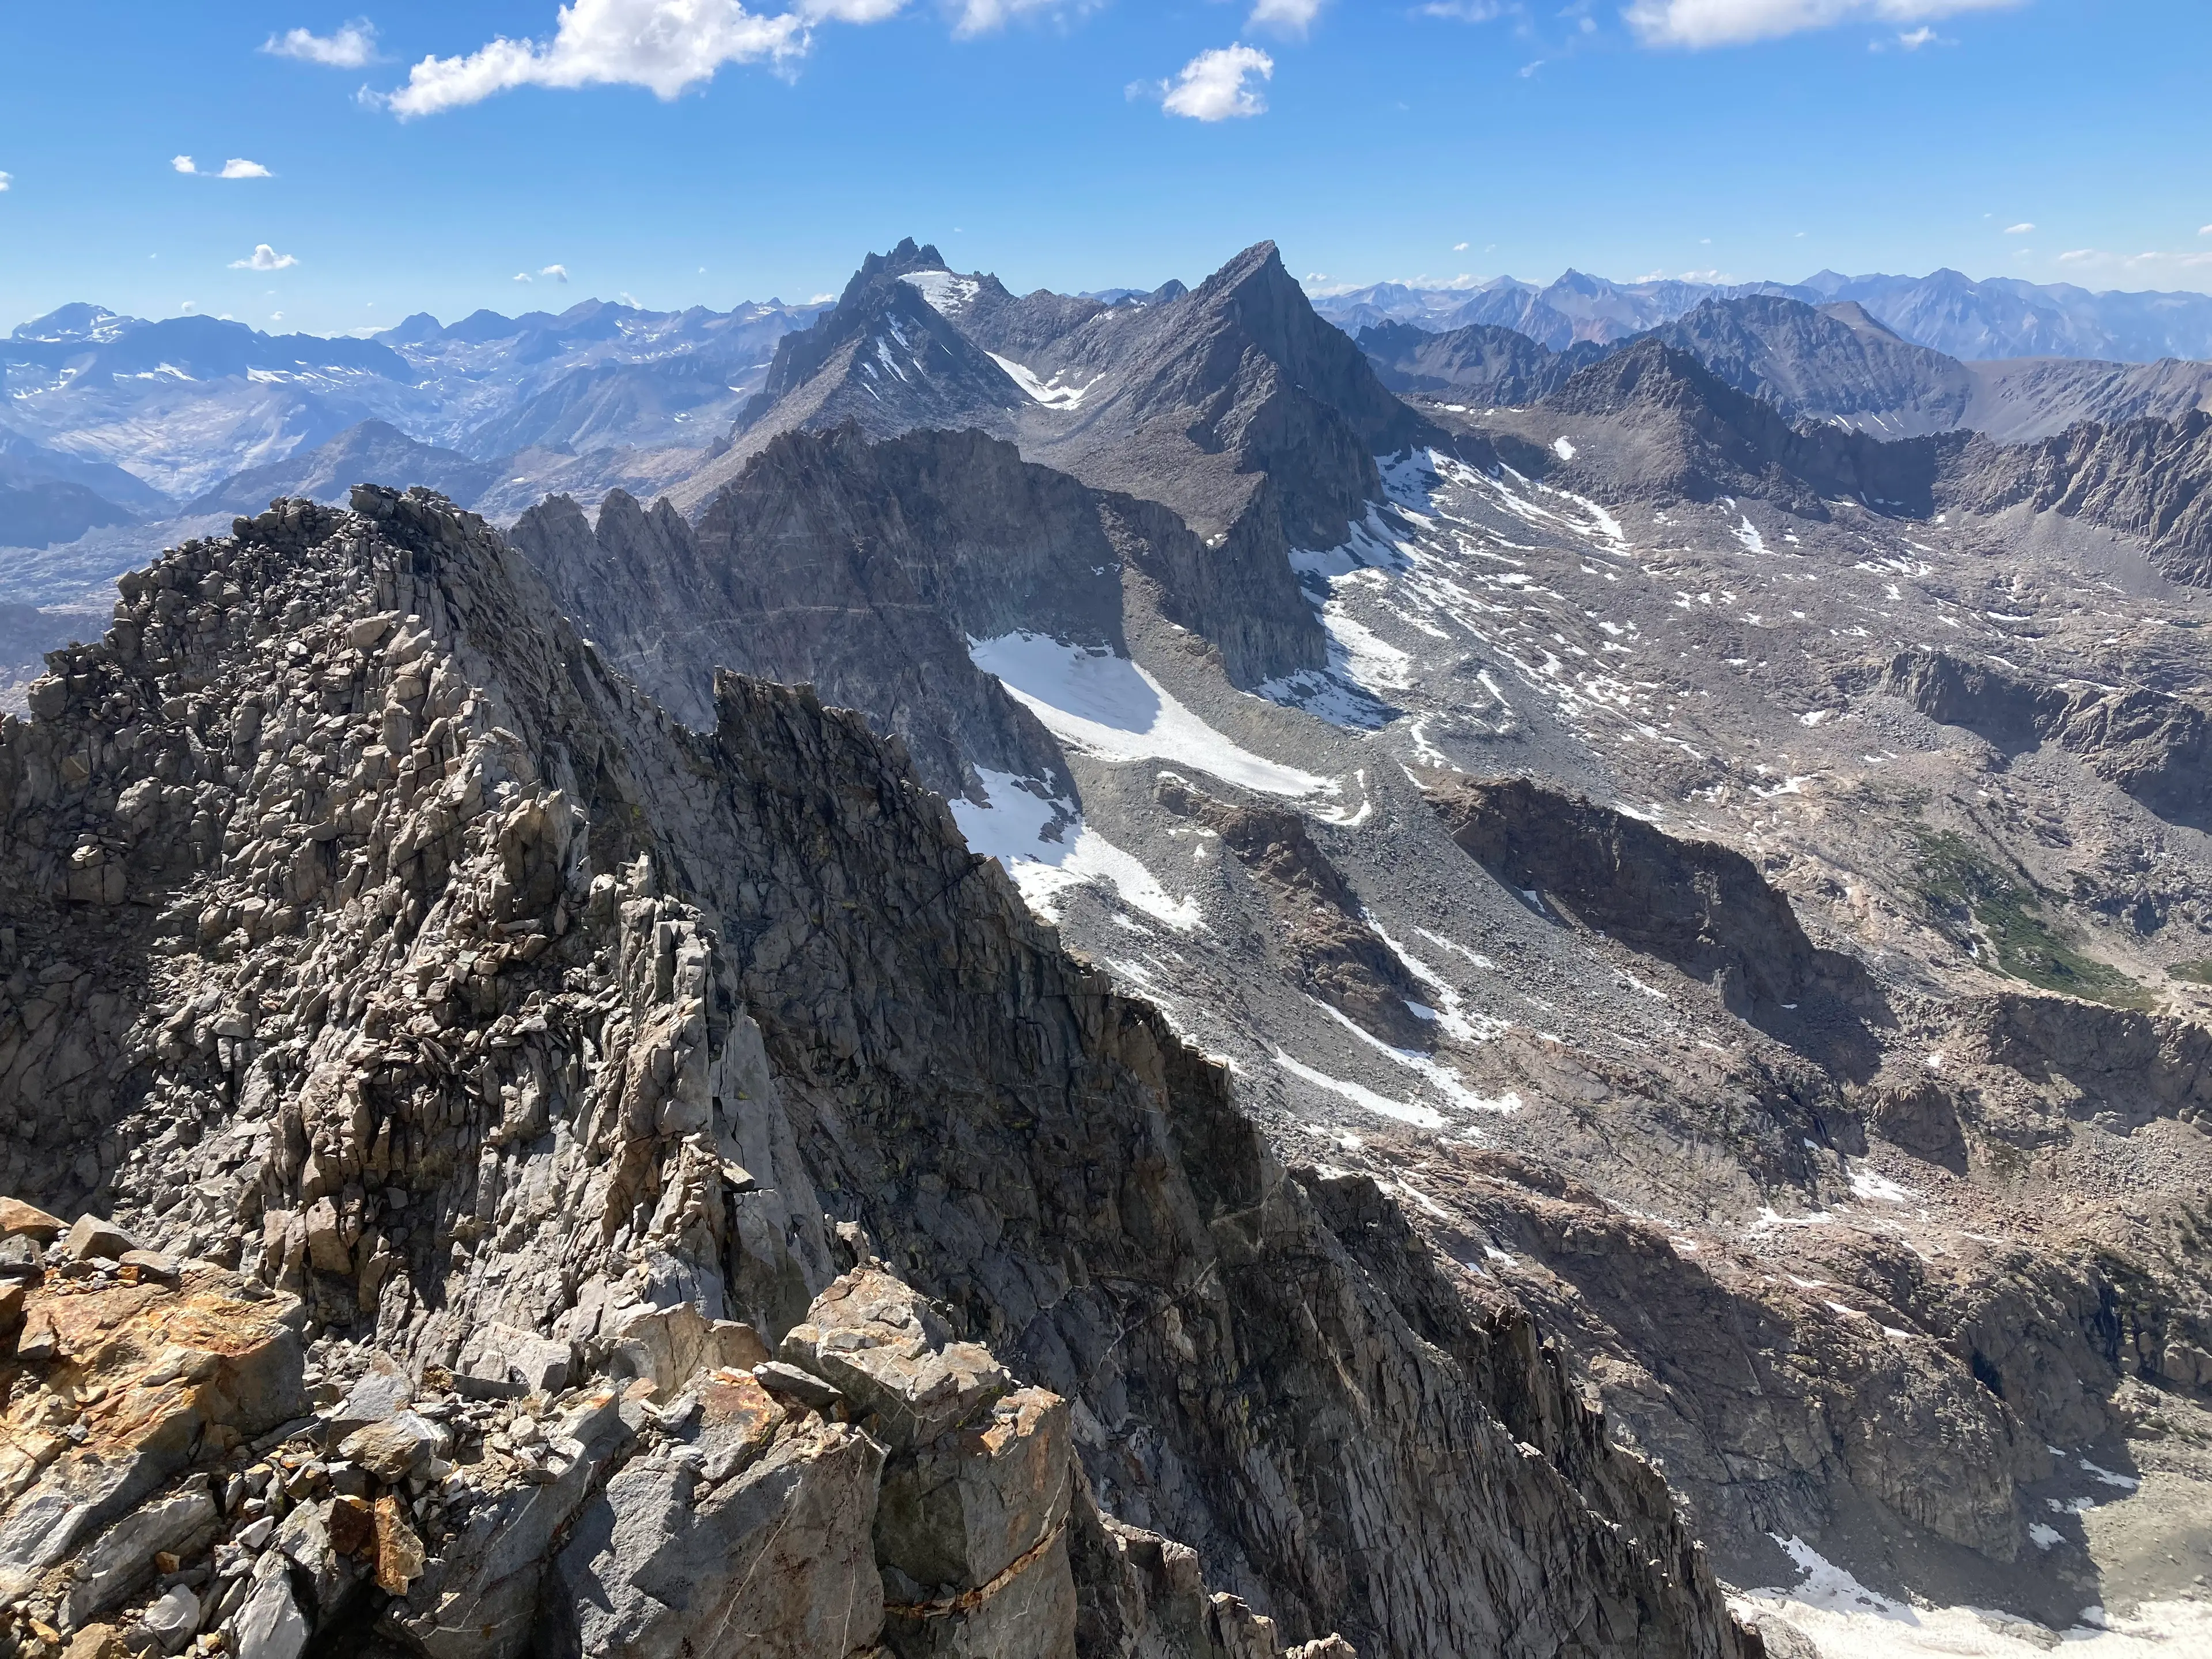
xmin=948 ymin=0 xmax=1093 ymax=36
xmin=1142 ymin=43 xmax=1275 ymax=120
xmin=1624 ymin=0 xmax=2019 ymax=50
xmin=262 ymin=20 xmax=381 ymax=67
xmin=0 ymin=173 xmax=11 ymax=194
xmin=1418 ymin=1 xmax=1510 ymax=17
xmin=2054 ymin=248 xmax=2212 ymax=281
xmin=174 ymin=156 xmax=274 ymax=179
xmin=2005 ymin=221 xmax=2034 ymax=234
xmin=1893 ymin=24 xmax=1940 ymax=47
xmin=230 ymin=244 xmax=300 ymax=271
xmin=1247 ymin=0 xmax=1322 ymax=36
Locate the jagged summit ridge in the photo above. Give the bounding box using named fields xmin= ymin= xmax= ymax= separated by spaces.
xmin=0 ymin=485 xmax=1758 ymax=1659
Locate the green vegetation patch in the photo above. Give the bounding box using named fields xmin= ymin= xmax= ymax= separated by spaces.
xmin=2166 ymin=959 xmax=2212 ymax=985
xmin=1914 ymin=830 xmax=2150 ymax=1008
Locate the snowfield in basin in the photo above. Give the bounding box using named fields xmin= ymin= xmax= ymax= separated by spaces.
xmin=968 ymin=632 xmax=1337 ymax=798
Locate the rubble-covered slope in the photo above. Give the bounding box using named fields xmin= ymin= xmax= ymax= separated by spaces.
xmin=0 ymin=490 xmax=1756 ymax=1659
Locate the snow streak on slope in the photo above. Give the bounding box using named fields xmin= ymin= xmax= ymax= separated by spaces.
xmin=948 ymin=767 xmax=1202 ymax=931
xmin=969 ymin=632 xmax=1338 ymax=798
xmin=986 ymin=353 xmax=1098 ymax=411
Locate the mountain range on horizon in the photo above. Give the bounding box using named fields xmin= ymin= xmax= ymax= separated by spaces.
xmin=5 ymin=220 xmax=2212 ymax=1659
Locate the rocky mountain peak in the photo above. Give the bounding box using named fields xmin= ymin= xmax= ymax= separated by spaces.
xmin=840 ymin=236 xmax=951 ymax=306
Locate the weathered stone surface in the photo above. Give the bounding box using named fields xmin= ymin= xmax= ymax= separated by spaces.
xmin=339 ymin=1412 xmax=441 ymax=1483
xmin=232 ymin=1556 xmax=309 ymax=1659
xmin=876 ymin=1388 xmax=1069 ymax=1593
xmin=0 ymin=1281 xmax=303 ymax=1596
xmin=327 ymin=1351 xmax=412 ymax=1436
xmin=62 ymin=1215 xmax=137 ymax=1262
xmin=137 ymin=1582 xmax=200 ymax=1654
xmin=554 ymin=1418 xmax=887 ymax=1659
xmin=781 ymin=1270 xmax=1009 ymax=1450
xmin=57 ymin=1482 xmax=216 ymax=1628
xmin=0 ymin=1198 xmax=65 ymax=1239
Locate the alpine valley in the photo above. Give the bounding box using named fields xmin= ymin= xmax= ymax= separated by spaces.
xmin=1 ymin=238 xmax=2209 ymax=1659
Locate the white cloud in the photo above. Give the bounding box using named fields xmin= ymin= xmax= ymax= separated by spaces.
xmin=1453 ymin=240 xmax=1468 ymax=250
xmin=372 ymin=0 xmax=1108 ymax=112
xmin=514 ymin=271 xmax=534 ymax=282
xmin=1419 ymin=1 xmax=1509 ymax=17
xmin=0 ymin=173 xmax=10 ymax=194
xmin=1894 ymin=24 xmax=1940 ymax=46
xmin=231 ymin=244 xmax=300 ymax=271
xmin=384 ymin=0 xmax=808 ymax=116
xmin=540 ymin=263 xmax=570 ymax=281
xmin=1247 ymin=0 xmax=1322 ymax=35
xmin=174 ymin=156 xmax=273 ymax=179
xmin=262 ymin=20 xmax=380 ymax=66
xmin=1156 ymin=43 xmax=1274 ymax=120
xmin=1517 ymin=58 xmax=1543 ymax=75
xmin=2004 ymin=221 xmax=2033 ymax=234
xmin=2200 ymin=225 xmax=2212 ymax=237
xmin=1625 ymin=0 xmax=2018 ymax=49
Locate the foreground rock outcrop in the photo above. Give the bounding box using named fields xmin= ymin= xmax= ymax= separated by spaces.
xmin=0 ymin=490 xmax=1758 ymax=1657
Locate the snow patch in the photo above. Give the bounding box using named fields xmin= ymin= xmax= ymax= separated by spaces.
xmin=898 ymin=270 xmax=980 ymax=315
xmin=986 ymin=351 xmax=1096 ymax=410
xmin=948 ymin=767 xmax=1202 ymax=932
xmin=970 ymin=633 xmax=1338 ymax=800
xmin=1847 ymin=1167 xmax=1916 ymax=1204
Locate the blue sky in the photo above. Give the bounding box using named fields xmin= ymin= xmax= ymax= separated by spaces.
xmin=1 ymin=0 xmax=2206 ymax=336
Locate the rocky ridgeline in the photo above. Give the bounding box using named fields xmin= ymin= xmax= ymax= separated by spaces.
xmin=0 ymin=491 xmax=1757 ymax=1656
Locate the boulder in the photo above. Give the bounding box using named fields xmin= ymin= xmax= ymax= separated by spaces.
xmin=601 ymin=1304 xmax=767 ymax=1401
xmin=0 ymin=1198 xmax=65 ymax=1240
xmin=232 ymin=1555 xmax=310 ymax=1659
xmin=877 ymin=1389 xmax=1076 ymax=1659
xmin=555 ymin=1418 xmax=886 ymax=1659
xmin=339 ymin=1412 xmax=442 ymax=1483
xmin=62 ymin=1215 xmax=138 ymax=1263
xmin=138 ymin=1582 xmax=200 ymax=1654
xmin=779 ymin=1270 xmax=1008 ymax=1449
xmin=327 ymin=1352 xmax=413 ymax=1437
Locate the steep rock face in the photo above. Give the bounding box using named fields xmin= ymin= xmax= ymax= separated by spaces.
xmin=1353 ymin=320 xmax=1601 ymax=404
xmin=1884 ymin=647 xmax=2212 ymax=830
xmin=1945 ymin=409 xmax=2212 ymax=585
xmin=509 ymin=430 xmax=1090 ymax=804
xmin=1154 ymin=773 xmax=1431 ymax=1049
xmin=1531 ymin=340 xmax=1960 ymax=516
xmin=1643 ymin=296 xmax=1974 ymax=438
xmin=1425 ymin=774 xmax=1843 ymax=1024
xmin=1023 ymin=243 xmax=1434 ymax=555
xmin=706 ymin=239 xmax=1028 ymax=468
xmin=0 ymin=491 xmax=1756 ymax=1658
